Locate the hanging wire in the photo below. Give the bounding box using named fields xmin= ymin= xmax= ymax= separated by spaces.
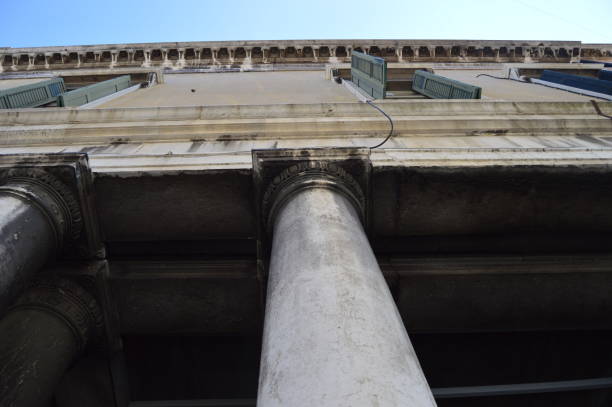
xmin=591 ymin=100 xmax=612 ymax=119
xmin=476 ymin=73 xmax=530 ymax=83
xmin=366 ymin=100 xmax=394 ymax=149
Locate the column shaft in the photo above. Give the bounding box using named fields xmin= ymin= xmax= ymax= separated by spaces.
xmin=0 ymin=278 xmax=101 ymax=407
xmin=0 ymin=169 xmax=80 ymax=312
xmin=0 ymin=194 xmax=56 ymax=311
xmin=258 ymin=186 xmax=436 ymax=407
xmin=0 ymin=308 xmax=79 ymax=407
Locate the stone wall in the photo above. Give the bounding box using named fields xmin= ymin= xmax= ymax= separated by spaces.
xmin=2 ymin=39 xmax=607 ymax=72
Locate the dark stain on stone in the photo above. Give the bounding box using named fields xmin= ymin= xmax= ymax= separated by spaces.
xmin=188 ymin=141 xmax=204 ymax=152
xmin=110 ymin=138 xmax=129 ymax=145
xmin=469 ymin=129 xmax=509 ymax=136
xmin=80 ymin=146 xmax=110 ymax=153
xmin=216 ymin=135 xmax=232 ymax=142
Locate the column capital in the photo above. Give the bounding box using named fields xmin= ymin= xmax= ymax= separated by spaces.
xmin=0 ymin=153 xmax=104 ymax=259
xmin=253 ymin=147 xmax=371 ymax=235
xmin=10 ymin=277 xmax=104 ymax=352
xmin=252 ymin=147 xmax=372 ymax=275
xmin=262 ymin=161 xmax=365 ymax=232
xmin=0 ymin=167 xmax=82 ymax=250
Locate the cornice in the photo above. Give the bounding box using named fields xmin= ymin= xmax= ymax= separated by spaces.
xmin=2 ymin=100 xmax=611 ymax=125
xmin=2 ymin=39 xmax=585 ymax=53
xmin=3 ymin=39 xmax=602 ymax=73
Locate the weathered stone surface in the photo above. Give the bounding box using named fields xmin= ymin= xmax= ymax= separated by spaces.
xmin=94 ymin=171 xmax=254 ymax=241
xmin=371 ymin=166 xmax=612 ymax=237
xmin=109 ymin=260 xmax=261 ymax=335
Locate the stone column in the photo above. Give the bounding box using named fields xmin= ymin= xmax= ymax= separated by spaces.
xmin=0 ymin=277 xmax=102 ymax=407
xmin=257 ymin=162 xmax=436 ymax=407
xmin=0 ymin=169 xmax=81 ymax=312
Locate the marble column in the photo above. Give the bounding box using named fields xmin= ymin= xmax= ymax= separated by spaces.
xmin=257 ymin=161 xmax=436 ymax=407
xmin=0 ymin=169 xmax=81 ymax=312
xmin=0 ymin=277 xmax=102 ymax=407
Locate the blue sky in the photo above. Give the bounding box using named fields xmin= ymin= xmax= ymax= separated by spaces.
xmin=2 ymin=0 xmax=610 ymax=48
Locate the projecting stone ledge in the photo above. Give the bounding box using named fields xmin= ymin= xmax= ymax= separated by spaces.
xmin=1 ymin=39 xmax=605 ymax=72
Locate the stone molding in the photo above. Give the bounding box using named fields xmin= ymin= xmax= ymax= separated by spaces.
xmin=10 ymin=277 xmax=104 ymax=352
xmin=1 ymin=101 xmax=611 ymax=150
xmin=262 ymin=161 xmax=365 ymax=233
xmin=0 ymin=168 xmax=82 ymax=249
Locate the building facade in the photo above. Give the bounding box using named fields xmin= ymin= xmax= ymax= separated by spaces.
xmin=1 ymin=39 xmax=612 ymax=407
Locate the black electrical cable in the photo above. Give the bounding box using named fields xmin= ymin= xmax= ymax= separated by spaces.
xmin=476 ymin=73 xmax=531 ymax=83
xmin=366 ymin=100 xmax=394 ymax=149
xmin=591 ymin=99 xmax=612 ymax=119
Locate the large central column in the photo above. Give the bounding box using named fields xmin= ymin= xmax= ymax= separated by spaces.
xmin=0 ymin=168 xmax=81 ymax=311
xmin=257 ymin=162 xmax=436 ymax=407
